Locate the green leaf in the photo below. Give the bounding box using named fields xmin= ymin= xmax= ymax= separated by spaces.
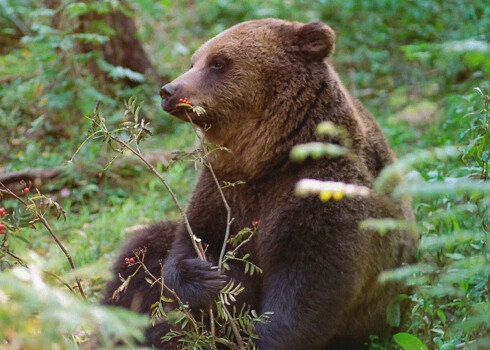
xmin=393 ymin=333 xmax=428 ymax=350
xmin=64 ymin=2 xmax=89 ymax=18
xmin=386 ymin=299 xmax=401 ymax=327
xmin=386 ymin=294 xmax=410 ymax=327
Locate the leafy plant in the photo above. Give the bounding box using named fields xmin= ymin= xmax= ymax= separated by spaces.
xmin=73 ymin=99 xmax=271 ymax=349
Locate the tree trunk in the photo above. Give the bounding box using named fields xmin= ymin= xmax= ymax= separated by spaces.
xmin=44 ymin=0 xmax=159 ymax=85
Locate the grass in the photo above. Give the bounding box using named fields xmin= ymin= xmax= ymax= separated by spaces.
xmin=0 ymin=0 xmax=488 ymax=349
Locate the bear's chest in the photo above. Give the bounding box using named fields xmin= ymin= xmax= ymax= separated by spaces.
xmin=222 ymin=175 xmax=297 ymax=229
xmin=191 ymin=169 xmax=299 ymax=256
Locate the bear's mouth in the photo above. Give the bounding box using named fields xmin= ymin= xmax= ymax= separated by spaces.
xmin=161 ymin=98 xmax=183 ymax=116
xmin=161 ymin=97 xmax=205 ymax=122
xmin=161 ymin=98 xmax=197 ymax=122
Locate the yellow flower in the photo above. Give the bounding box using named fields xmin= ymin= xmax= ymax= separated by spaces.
xmin=333 ymin=191 xmax=344 ymax=201
xmin=319 ymin=191 xmax=332 ymax=202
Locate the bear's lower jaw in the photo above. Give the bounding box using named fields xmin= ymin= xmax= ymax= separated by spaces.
xmin=161 ymin=98 xmax=200 ymax=122
xmin=160 ymin=98 xmax=175 ymax=113
xmin=161 ymin=99 xmax=186 ymax=118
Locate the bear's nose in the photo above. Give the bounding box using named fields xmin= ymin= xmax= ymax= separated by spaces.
xmin=160 ymin=84 xmax=176 ymax=99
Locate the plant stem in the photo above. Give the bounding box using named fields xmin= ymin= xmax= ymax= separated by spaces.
xmin=207 ymin=163 xmax=233 ymax=270
xmin=110 ymin=136 xmax=205 ymax=261
xmin=185 ymin=113 xmax=247 ymax=350
xmin=0 ymin=182 xmax=86 ymax=300
xmin=139 ymin=259 xmax=200 ymax=333
xmin=223 ymin=304 xmax=246 ymax=350
xmin=37 ymin=214 xmax=86 ymax=300
xmin=184 ymin=116 xmax=234 ymax=270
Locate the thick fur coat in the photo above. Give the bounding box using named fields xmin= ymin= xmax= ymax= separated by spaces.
xmin=103 ymin=19 xmax=418 ymax=350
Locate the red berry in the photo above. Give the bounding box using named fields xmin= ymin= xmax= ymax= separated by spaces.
xmin=0 ymin=222 xmax=4 ymax=234
xmin=129 ymin=258 xmax=135 ymax=263
xmin=23 ymin=188 xmax=30 ymax=194
xmin=124 ymin=258 xmax=129 ymax=262
xmin=0 ymin=208 xmax=5 ymax=217
xmin=253 ymin=221 xmax=259 ymax=226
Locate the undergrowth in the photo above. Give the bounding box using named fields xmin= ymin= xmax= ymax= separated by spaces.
xmin=0 ymin=0 xmax=488 ymax=349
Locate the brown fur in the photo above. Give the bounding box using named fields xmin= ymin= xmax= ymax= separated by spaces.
xmin=104 ymin=19 xmax=418 ymax=349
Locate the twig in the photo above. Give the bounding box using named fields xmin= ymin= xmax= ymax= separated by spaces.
xmin=221 ymin=231 xmax=256 ymax=268
xmin=138 ymin=258 xmax=200 ymax=334
xmin=5 ymin=251 xmax=27 ymax=267
xmin=3 ymin=250 xmax=77 ymax=296
xmin=222 ymin=305 xmax=245 ymax=350
xmin=110 ymin=135 xmax=205 ymax=261
xmin=455 ymin=340 xmax=476 ymax=349
xmin=209 ymin=308 xmax=216 ymax=338
xmin=0 ymin=185 xmax=28 ymax=206
xmin=0 ymin=182 xmax=86 ymax=300
xmin=207 ymin=164 xmax=234 ymax=270
xmin=184 ymin=113 xmax=234 ymax=270
xmin=43 ymin=270 xmax=77 ymax=295
xmin=82 ymin=102 xmax=248 ymax=349
xmin=37 ymin=215 xmax=86 ymax=299
xmin=185 ymin=113 xmax=245 ymax=350
xmin=79 ymin=105 xmax=205 ymax=261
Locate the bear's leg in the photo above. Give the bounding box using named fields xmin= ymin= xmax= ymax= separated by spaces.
xmin=254 ymin=261 xmax=360 ymax=350
xmin=102 ymin=221 xmax=178 ymax=348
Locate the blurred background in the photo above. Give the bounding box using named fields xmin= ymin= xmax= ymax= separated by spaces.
xmin=0 ymin=1 xmax=488 ymax=349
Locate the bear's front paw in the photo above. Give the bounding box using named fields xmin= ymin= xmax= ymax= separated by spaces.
xmin=165 ymin=258 xmax=227 ymax=310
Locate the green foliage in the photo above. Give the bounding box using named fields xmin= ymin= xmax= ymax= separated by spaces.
xmin=295 ymin=89 xmax=489 ymax=348
xmin=0 ymin=256 xmax=148 ymax=348
xmin=378 ymin=90 xmax=489 ymax=349
xmin=460 ymin=88 xmax=489 ymax=180
xmin=1 ymin=0 xmax=489 ymax=349
xmin=393 ymin=332 xmax=428 ymax=350
xmin=222 ymin=226 xmax=263 ymax=276
xmin=74 ymin=99 xmax=272 ymax=349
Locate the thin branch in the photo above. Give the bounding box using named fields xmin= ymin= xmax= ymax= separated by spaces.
xmin=36 ymin=214 xmax=86 ymax=300
xmin=3 ymin=250 xmax=77 ymax=296
xmin=5 ymin=251 xmax=27 ymax=267
xmin=222 ymin=305 xmax=245 ymax=350
xmin=43 ymin=270 xmax=77 ymax=295
xmin=138 ymin=258 xmax=200 ymax=333
xmin=221 ymin=230 xmax=256 ymax=267
xmin=82 ymin=104 xmax=205 ymax=260
xmin=0 ymin=182 xmax=86 ymax=300
xmin=455 ymin=340 xmax=476 ymax=349
xmin=81 ymin=103 xmax=249 ymax=349
xmin=209 ymin=308 xmax=216 ymax=338
xmin=185 ymin=113 xmax=245 ymax=350
xmin=184 ymin=113 xmax=234 ymax=269
xmin=0 ymin=185 xmax=28 ymax=206
xmin=207 ymin=163 xmax=233 ymax=270
xmin=110 ymin=135 xmax=205 ymax=261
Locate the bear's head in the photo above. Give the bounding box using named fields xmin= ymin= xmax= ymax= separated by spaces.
xmin=160 ymin=19 xmax=335 ymax=127
xmin=160 ymin=19 xmax=340 ymax=180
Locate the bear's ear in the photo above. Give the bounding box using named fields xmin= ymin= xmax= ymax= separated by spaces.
xmin=294 ymin=22 xmax=335 ymax=60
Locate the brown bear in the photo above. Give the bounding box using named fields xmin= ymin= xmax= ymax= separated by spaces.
xmin=102 ymin=19 xmax=418 ymax=350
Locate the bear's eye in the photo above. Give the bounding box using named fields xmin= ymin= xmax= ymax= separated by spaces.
xmin=212 ymin=62 xmax=223 ymax=69
xmin=209 ymin=57 xmax=227 ymax=70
